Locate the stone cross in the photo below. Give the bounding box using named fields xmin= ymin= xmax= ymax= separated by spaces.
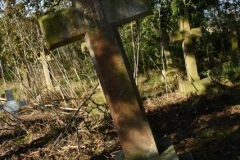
xmin=39 ymin=0 xmax=161 ymax=159
xmin=0 ymin=90 xmax=29 ymax=120
xmin=170 ymin=18 xmax=202 ymax=82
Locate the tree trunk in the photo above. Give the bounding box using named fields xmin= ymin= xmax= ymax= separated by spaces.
xmin=40 ymin=52 xmax=54 ymax=91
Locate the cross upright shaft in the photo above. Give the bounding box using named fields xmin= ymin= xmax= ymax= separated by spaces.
xmin=39 ymin=0 xmax=160 ymax=159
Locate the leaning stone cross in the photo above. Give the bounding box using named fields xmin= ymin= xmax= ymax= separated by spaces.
xmin=170 ymin=18 xmax=202 ymax=82
xmin=0 ymin=90 xmax=29 ymax=120
xmin=39 ymin=0 xmax=162 ymax=159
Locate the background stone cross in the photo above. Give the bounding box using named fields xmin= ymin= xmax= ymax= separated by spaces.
xmin=170 ymin=18 xmax=202 ymax=82
xmin=39 ymin=0 xmax=163 ymax=159
xmin=0 ymin=90 xmax=29 ymax=120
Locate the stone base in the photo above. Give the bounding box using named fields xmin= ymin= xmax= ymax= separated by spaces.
xmin=161 ymin=68 xmax=179 ymax=82
xmin=179 ymin=152 xmax=195 ymax=160
xmin=156 ymin=137 xmax=179 ymax=160
xmin=178 ymin=78 xmax=212 ymax=94
xmin=114 ymin=137 xmax=194 ymax=160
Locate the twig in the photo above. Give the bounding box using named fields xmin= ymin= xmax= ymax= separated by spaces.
xmin=0 ymin=117 xmax=17 ymax=127
xmin=51 ymin=83 xmax=99 ymax=148
xmin=59 ymin=107 xmax=78 ymax=111
xmin=76 ymin=124 xmax=81 ymax=155
xmin=147 ymin=54 xmax=173 ymax=93
xmin=0 ymin=98 xmax=7 ymax=101
xmin=0 ymin=128 xmax=14 ymax=130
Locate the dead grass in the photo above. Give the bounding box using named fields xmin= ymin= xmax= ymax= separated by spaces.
xmin=0 ymin=75 xmax=240 ymax=160
xmin=147 ymin=85 xmax=240 ymax=160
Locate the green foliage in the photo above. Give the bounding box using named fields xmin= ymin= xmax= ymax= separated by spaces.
xmin=222 ymin=61 xmax=240 ymax=82
xmin=119 ymin=16 xmax=160 ymax=73
xmin=170 ymin=0 xmax=184 ymax=18
xmin=209 ymin=61 xmax=240 ymax=83
xmin=0 ymin=0 xmax=239 ymax=93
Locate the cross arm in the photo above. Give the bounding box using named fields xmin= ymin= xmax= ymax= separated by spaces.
xmin=38 ymin=0 xmax=152 ymax=50
xmin=190 ymin=28 xmax=202 ymax=38
xmin=169 ymin=27 xmax=202 ymax=42
xmin=19 ymin=100 xmax=30 ymax=106
xmin=103 ymin=0 xmax=152 ymax=26
xmin=38 ymin=8 xmax=87 ymax=50
xmin=0 ymin=90 xmax=29 ymax=111
xmin=0 ymin=100 xmax=29 ymax=110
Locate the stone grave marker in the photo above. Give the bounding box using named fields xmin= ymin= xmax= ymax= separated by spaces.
xmin=0 ymin=90 xmax=29 ymax=120
xmin=170 ymin=18 xmax=211 ymax=94
xmin=38 ymin=0 xmax=182 ymax=159
xmin=170 ymin=18 xmax=201 ymax=82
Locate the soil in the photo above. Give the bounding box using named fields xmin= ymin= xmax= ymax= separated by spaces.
xmin=0 ymin=84 xmax=240 ymax=160
xmin=147 ymin=85 xmax=240 ymax=160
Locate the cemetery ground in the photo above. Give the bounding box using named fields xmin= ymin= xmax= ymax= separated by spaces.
xmin=0 ymin=72 xmax=240 ymax=160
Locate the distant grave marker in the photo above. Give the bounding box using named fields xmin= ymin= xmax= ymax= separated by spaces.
xmin=170 ymin=18 xmax=211 ymax=94
xmin=170 ymin=18 xmax=201 ymax=82
xmin=0 ymin=90 xmax=29 ymax=120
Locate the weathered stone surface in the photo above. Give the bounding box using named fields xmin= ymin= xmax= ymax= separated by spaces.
xmin=190 ymin=28 xmax=202 ymax=38
xmin=0 ymin=90 xmax=29 ymax=107
xmin=170 ymin=18 xmax=202 ymax=82
xmin=38 ymin=0 xmax=151 ymax=50
xmin=86 ymin=91 xmax=107 ymax=115
xmin=91 ymin=92 xmax=106 ymax=105
xmin=5 ymin=90 xmax=15 ymax=101
xmin=0 ymin=90 xmax=29 ymax=120
xmin=183 ymin=38 xmax=200 ymax=82
xmin=156 ymin=137 xmax=179 ymax=160
xmin=85 ymin=26 xmax=159 ymax=159
xmin=103 ymin=0 xmax=151 ymax=25
xmin=114 ymin=137 xmax=180 ymax=160
xmin=39 ymin=0 xmax=159 ymax=159
xmin=38 ymin=8 xmax=87 ymax=49
xmin=178 ymin=18 xmax=190 ymax=32
xmin=178 ymin=77 xmax=212 ymax=94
